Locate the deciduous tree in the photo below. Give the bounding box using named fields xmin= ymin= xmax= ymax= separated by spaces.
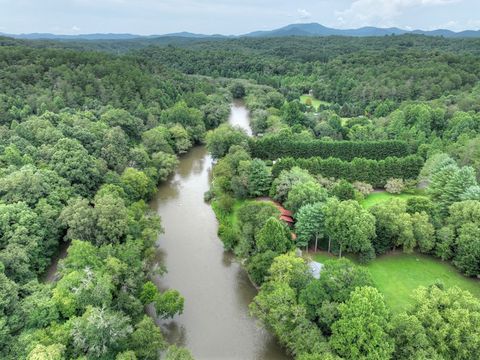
xmin=295 ymin=203 xmax=325 ymax=251
xmin=330 ymin=286 xmax=394 ymax=360
xmin=325 ymin=199 xmax=376 ymax=258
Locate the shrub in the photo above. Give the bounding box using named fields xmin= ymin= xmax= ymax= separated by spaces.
xmin=435 ymin=226 xmax=455 ymax=260
xmin=331 ymin=180 xmax=356 ymax=200
xmin=358 ymin=246 xmax=376 ymax=264
xmin=353 ymin=181 xmax=374 ymax=196
xmin=385 ymin=178 xmax=405 ymax=194
xmin=218 ymin=224 xmax=239 ymax=251
xmin=216 ymin=194 xmax=235 ymax=213
xmin=317 ymin=175 xmax=336 ymax=190
xmin=406 ymin=197 xmax=436 ymax=218
xmin=203 ymin=189 xmax=215 ymax=203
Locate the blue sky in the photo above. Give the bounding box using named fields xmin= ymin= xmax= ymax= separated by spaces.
xmin=1 ymin=0 xmax=479 ymax=35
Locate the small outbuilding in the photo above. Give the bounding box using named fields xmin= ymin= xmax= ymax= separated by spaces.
xmin=308 ymin=261 xmax=324 ymax=279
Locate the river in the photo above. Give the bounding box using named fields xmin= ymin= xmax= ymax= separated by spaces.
xmin=149 ymin=100 xmax=288 ymax=359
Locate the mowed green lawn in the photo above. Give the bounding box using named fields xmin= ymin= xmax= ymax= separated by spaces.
xmin=360 ymin=191 xmax=427 ymax=209
xmin=313 ymin=252 xmax=480 ymax=312
xmin=300 ymin=95 xmax=330 ymax=110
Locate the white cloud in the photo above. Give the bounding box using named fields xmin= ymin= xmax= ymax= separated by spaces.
xmin=297 ymin=8 xmax=311 ymax=20
xmin=336 ymin=0 xmax=460 ymax=27
xmin=465 ymin=19 xmax=480 ymax=29
xmin=72 ymin=25 xmax=80 ymax=31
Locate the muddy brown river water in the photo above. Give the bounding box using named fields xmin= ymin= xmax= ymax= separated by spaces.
xmin=149 ymin=101 xmax=288 ymax=359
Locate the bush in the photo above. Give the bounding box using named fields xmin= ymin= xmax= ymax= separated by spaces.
xmin=331 ymin=180 xmax=356 ymax=200
xmin=216 ymin=194 xmax=235 ymax=213
xmin=385 ymin=178 xmax=405 ymax=194
xmin=203 ymin=189 xmax=215 ymax=203
xmin=317 ymin=175 xmax=337 ymax=190
xmin=406 ymin=197 xmax=436 ymax=217
xmin=435 ymin=226 xmax=455 ymax=260
xmin=218 ymin=224 xmax=240 ymax=251
xmin=358 ymin=246 xmax=376 ymax=264
xmin=353 ymin=181 xmax=374 ymax=196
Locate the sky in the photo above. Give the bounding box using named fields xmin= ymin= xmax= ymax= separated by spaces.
xmin=1 ymin=0 xmax=480 ymax=35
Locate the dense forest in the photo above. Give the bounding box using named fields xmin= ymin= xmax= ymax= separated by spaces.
xmin=140 ymin=36 xmax=480 ymax=114
xmin=1 ymin=32 xmax=480 ymax=359
xmin=0 ymin=39 xmax=231 ymax=359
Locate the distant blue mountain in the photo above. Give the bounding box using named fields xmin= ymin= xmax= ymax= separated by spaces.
xmin=2 ymin=23 xmax=480 ymax=40
xmin=0 ymin=31 xmax=229 ymax=41
xmin=162 ymin=31 xmax=229 ymax=39
xmin=0 ymin=33 xmax=143 ymax=40
xmin=243 ymin=23 xmax=480 ymax=38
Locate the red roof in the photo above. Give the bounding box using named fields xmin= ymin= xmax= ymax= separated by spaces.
xmin=270 ymin=200 xmax=293 ymax=217
xmin=280 ymin=215 xmax=294 ymax=223
xmin=279 ymin=208 xmax=293 ymax=217
xmin=255 ymin=197 xmax=295 ymax=223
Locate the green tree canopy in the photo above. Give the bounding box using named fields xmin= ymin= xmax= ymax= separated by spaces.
xmin=325 ymin=199 xmax=376 ymax=258
xmin=295 ymin=202 xmax=326 ymax=251
xmin=205 ymin=123 xmax=249 ymax=159
xmin=330 ymin=286 xmax=394 ymax=360
xmin=256 ymin=217 xmax=293 ymax=254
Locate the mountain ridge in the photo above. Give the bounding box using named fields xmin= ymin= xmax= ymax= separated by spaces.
xmin=2 ymin=23 xmax=480 ymax=40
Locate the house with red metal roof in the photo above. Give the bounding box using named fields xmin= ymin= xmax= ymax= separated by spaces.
xmin=255 ymin=197 xmax=295 ymax=226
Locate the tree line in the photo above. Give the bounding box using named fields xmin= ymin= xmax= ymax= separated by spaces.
xmin=271 ymin=155 xmax=423 ymax=187
xmin=250 ymin=134 xmax=410 ymax=161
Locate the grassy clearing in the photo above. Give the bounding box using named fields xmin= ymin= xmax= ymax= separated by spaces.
xmin=212 ymin=199 xmax=246 ymax=227
xmin=300 ymin=95 xmax=330 ymax=110
xmin=313 ymin=251 xmax=480 ymax=312
xmin=360 ymin=191 xmax=427 ymax=209
xmin=211 ymin=198 xmax=247 ymax=249
xmin=229 ymin=199 xmax=247 ymax=229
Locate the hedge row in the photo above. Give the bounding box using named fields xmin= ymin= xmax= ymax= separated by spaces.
xmin=271 ymin=155 xmax=424 ymax=188
xmin=250 ymin=137 xmax=410 ymax=161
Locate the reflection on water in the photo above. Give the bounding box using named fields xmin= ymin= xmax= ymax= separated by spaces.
xmin=41 ymin=240 xmax=70 ymax=283
xmin=229 ymin=99 xmax=253 ymax=136
xmin=150 ymin=103 xmax=289 ymax=359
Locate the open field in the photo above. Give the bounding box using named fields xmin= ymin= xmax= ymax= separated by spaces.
xmin=300 ymin=95 xmax=330 ymax=110
xmin=360 ymin=191 xmax=428 ymax=209
xmin=313 ymin=251 xmax=480 ymax=312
